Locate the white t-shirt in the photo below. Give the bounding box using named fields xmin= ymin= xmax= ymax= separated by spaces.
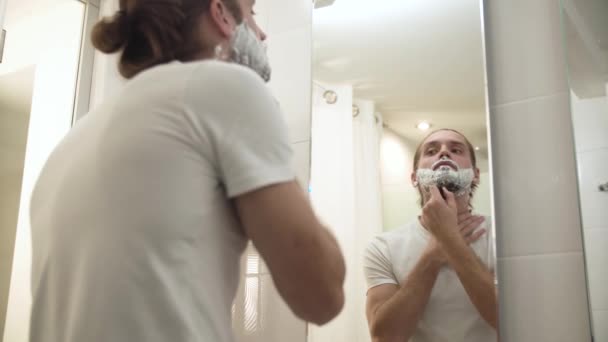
xmin=363 ymin=217 xmax=497 ymax=342
xmin=29 ymin=61 xmax=294 ymax=342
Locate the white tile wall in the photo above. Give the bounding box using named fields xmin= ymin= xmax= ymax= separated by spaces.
xmin=593 ymin=310 xmax=608 ymax=342
xmin=570 ymin=85 xmax=608 ymax=341
xmin=233 ymin=273 xmax=307 ymax=342
xmin=292 ymin=140 xmax=311 ymax=188
xmin=484 ymin=0 xmax=569 ymax=106
xmin=584 ymin=228 xmax=608 ymax=312
xmin=570 ymin=94 xmax=608 ymax=153
xmin=490 ymin=92 xmax=583 ymax=257
xmin=234 ymin=1 xmax=312 ymax=342
xmin=263 ymin=0 xmax=312 ymax=144
xmin=577 ymin=149 xmax=608 ymax=229
xmin=258 ymin=274 xmax=308 ymax=341
xmin=266 ymin=0 xmax=311 ymax=34
xmin=497 ymin=253 xmax=592 ymax=342
xmin=484 ymin=0 xmax=592 ymax=340
xmin=267 ymin=27 xmax=313 ymax=143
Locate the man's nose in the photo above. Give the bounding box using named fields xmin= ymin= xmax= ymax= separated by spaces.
xmin=438 ymin=148 xmax=451 ymax=159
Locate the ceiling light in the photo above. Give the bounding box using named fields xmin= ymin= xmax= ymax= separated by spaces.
xmin=475 ymin=146 xmax=481 ymax=151
xmin=416 ymin=122 xmax=431 ymax=131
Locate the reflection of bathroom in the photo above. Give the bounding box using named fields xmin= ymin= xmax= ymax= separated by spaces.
xmin=308 ymin=0 xmax=496 ymax=340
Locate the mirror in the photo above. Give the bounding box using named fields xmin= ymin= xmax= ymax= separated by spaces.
xmin=560 ymin=0 xmax=608 ymax=340
xmin=309 ymin=0 xmax=498 ymax=341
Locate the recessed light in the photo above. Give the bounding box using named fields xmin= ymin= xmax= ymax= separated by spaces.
xmin=417 ymin=122 xmax=431 ymax=131
xmin=475 ymin=146 xmax=481 ymax=151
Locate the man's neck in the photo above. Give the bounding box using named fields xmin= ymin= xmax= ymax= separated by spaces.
xmin=421 ymin=193 xmax=471 ymax=214
xmin=455 ymin=194 xmax=471 ymax=214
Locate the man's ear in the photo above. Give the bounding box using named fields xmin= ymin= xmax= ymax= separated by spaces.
xmin=411 ymin=170 xmax=418 ymax=187
xmin=473 ymin=167 xmax=481 ymax=186
xmin=209 ymin=0 xmax=237 ymax=38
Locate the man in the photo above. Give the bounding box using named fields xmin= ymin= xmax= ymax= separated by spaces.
xmin=364 ymin=129 xmax=498 ymax=342
xmin=29 ymin=1 xmax=345 ymax=342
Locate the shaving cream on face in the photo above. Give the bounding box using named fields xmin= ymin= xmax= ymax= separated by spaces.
xmin=415 ymin=158 xmax=475 ymax=196
xmin=216 ymin=22 xmax=272 ymax=82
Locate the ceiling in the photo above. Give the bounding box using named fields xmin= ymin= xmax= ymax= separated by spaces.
xmin=312 ymin=0 xmax=489 ymax=158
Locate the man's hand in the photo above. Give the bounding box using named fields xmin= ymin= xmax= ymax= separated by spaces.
xmin=420 ymin=186 xmax=458 ymax=240
xmin=457 ymin=212 xmax=487 ymax=242
xmin=423 ymin=211 xmax=487 ymax=266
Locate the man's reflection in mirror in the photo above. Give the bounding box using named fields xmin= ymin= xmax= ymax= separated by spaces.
xmin=364 ymin=129 xmax=498 ymax=342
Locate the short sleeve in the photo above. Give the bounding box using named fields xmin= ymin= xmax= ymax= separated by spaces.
xmin=363 ymin=236 xmax=398 ymax=292
xmin=186 ymin=62 xmax=295 ymax=198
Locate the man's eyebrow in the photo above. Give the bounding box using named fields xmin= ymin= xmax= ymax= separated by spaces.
xmin=422 ymin=140 xmax=466 ymax=148
xmin=422 ymin=141 xmax=440 ymax=148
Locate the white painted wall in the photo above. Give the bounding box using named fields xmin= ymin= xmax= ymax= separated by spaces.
xmin=232 ymin=0 xmax=312 ymax=341
xmin=570 ymin=89 xmax=608 ymax=341
xmin=0 ymin=105 xmax=31 ymax=339
xmin=380 ymin=129 xmax=492 ymax=231
xmin=1 ymin=2 xmax=85 ymax=341
xmin=379 ymin=129 xmax=418 ymax=231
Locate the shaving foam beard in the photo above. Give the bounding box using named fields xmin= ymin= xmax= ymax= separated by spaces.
xmin=415 ymin=158 xmax=475 ymax=197
xmin=216 ymin=22 xmax=272 ymax=82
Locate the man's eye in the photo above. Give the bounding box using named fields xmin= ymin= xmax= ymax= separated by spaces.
xmin=452 ymin=149 xmax=463 ymax=154
xmin=426 ymin=149 xmax=436 ymax=155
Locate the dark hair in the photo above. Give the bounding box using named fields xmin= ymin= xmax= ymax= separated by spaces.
xmin=413 ymin=128 xmax=479 ymax=206
xmin=91 ymin=0 xmax=242 ymax=79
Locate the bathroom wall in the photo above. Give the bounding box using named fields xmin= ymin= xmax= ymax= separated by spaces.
xmin=379 ymin=129 xmax=418 ymax=230
xmin=571 ymin=89 xmax=608 ymax=341
xmin=484 ymin=0 xmax=592 ymax=340
xmin=259 ymin=0 xmax=313 ymax=188
xmin=0 ymin=95 xmax=32 ymax=339
xmin=1 ymin=2 xmax=85 ymax=341
xmin=232 ymin=0 xmax=312 ymax=341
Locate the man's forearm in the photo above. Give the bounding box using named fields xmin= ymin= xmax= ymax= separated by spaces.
xmin=441 ymin=235 xmax=498 ymax=329
xmin=370 ymin=252 xmax=442 ymax=341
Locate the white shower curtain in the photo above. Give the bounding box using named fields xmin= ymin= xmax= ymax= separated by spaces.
xmin=351 ymin=100 xmax=383 ymax=342
xmin=309 ymin=87 xmax=383 ymax=342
